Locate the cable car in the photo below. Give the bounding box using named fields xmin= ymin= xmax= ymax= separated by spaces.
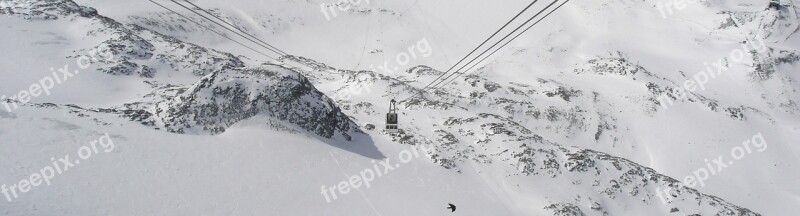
xmin=386 ymin=99 xmax=398 ymax=131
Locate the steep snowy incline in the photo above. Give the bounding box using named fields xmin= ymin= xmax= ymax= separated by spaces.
xmin=0 ymin=0 xmax=246 ymax=107
xmin=0 ymin=104 xmax=514 ymax=215
xmin=272 ymin=0 xmax=800 ymax=214
xmin=1 ymin=0 xmax=798 ymax=215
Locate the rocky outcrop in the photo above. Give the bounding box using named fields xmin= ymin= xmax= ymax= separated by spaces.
xmin=152 ymin=65 xmax=361 ymax=140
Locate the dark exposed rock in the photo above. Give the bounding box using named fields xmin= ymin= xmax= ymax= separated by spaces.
xmin=155 ymin=65 xmax=361 ymax=140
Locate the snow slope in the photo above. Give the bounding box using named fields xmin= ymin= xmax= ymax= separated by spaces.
xmin=1 ymin=0 xmax=799 ymax=215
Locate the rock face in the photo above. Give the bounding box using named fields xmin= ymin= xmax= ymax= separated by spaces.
xmin=513 ymin=144 xmax=760 ymax=216
xmin=152 ymin=65 xmax=360 ymax=140
xmin=0 ymin=0 xmax=97 ymax=19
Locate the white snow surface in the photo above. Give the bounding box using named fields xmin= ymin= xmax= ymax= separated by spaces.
xmin=1 ymin=0 xmax=799 ymax=215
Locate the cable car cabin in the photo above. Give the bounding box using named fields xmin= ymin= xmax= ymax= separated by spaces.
xmin=386 ymin=99 xmax=398 ymax=131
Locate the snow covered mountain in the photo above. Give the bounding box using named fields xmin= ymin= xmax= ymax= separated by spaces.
xmin=1 ymin=0 xmax=798 ymax=215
